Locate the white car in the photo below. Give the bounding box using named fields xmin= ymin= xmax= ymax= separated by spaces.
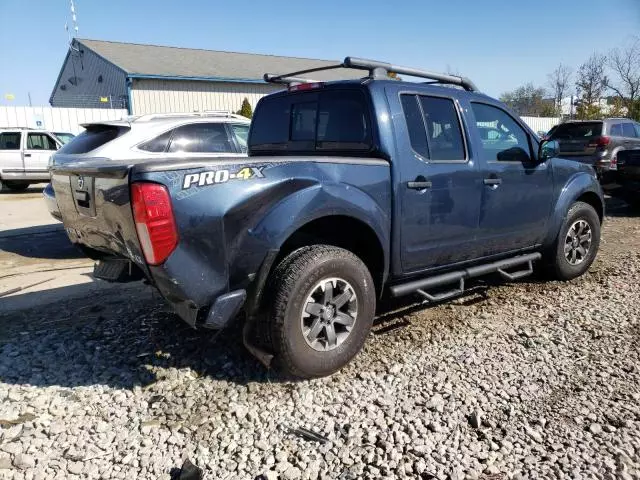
xmin=0 ymin=128 xmax=63 ymax=191
xmin=44 ymin=111 xmax=250 ymax=220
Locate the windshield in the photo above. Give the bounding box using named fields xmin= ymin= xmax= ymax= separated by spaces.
xmin=550 ymin=122 xmax=602 ymax=139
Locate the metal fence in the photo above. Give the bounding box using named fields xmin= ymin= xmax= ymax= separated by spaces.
xmin=520 ymin=116 xmax=561 ymax=134
xmin=0 ymin=106 xmax=128 ymax=134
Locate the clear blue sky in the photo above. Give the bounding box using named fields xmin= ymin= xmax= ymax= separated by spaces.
xmin=1 ymin=0 xmax=639 ymax=106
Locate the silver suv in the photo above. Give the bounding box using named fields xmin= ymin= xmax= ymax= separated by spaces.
xmin=44 ymin=112 xmax=250 ymax=220
xmin=548 ymin=118 xmax=640 ymax=183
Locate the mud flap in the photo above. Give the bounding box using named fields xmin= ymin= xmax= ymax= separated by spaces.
xmin=93 ymin=259 xmax=142 ymax=282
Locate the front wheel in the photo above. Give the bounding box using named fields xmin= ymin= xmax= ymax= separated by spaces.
xmin=547 ymin=201 xmax=601 ymax=280
xmin=266 ymin=245 xmax=376 ymax=378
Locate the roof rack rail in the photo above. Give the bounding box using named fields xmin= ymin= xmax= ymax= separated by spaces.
xmin=264 ymin=57 xmax=478 ymax=92
xmin=132 ymin=111 xmax=248 ymax=122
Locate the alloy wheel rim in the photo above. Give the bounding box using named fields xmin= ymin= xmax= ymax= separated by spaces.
xmin=301 ymin=277 xmax=358 ymax=352
xmin=564 ymin=219 xmax=592 ymax=266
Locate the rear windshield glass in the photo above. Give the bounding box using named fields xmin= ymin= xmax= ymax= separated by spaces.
xmin=249 ymin=89 xmax=373 ymax=156
xmin=550 ymin=122 xmax=602 ymax=139
xmin=58 ymin=126 xmax=126 ymax=154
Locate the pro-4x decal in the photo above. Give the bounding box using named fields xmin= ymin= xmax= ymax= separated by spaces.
xmin=182 ymin=166 xmax=265 ymax=189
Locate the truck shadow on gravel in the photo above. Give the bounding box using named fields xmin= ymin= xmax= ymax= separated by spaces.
xmin=0 ymin=226 xmax=86 ymax=260
xmin=604 ymin=195 xmax=639 ymax=218
xmin=0 ymin=293 xmax=271 ymax=390
xmin=0 ymin=282 xmax=494 ymax=391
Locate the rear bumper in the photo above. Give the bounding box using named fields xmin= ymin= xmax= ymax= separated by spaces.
xmin=43 ymin=183 xmax=62 ymax=221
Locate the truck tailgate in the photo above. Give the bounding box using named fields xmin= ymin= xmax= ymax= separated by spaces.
xmin=51 ymin=162 xmax=148 ymax=271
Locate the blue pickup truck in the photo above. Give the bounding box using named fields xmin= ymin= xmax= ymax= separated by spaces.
xmin=51 ymin=58 xmax=604 ymax=378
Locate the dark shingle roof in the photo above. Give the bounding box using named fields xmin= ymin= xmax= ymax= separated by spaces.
xmin=77 ymin=39 xmax=362 ymax=82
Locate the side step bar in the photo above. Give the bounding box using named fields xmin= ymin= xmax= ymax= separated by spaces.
xmin=390 ymin=253 xmax=541 ymax=301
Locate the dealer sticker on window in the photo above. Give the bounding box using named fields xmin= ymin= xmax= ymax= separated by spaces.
xmin=182 ymin=166 xmax=265 ymax=189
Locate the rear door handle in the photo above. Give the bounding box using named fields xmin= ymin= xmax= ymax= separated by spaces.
xmin=24 ymin=153 xmax=31 ymax=157
xmin=407 ymin=180 xmax=432 ymax=190
xmin=483 ymin=178 xmax=502 ymax=186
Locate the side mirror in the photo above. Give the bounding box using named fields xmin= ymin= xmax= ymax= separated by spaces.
xmin=539 ymin=139 xmax=559 ymax=161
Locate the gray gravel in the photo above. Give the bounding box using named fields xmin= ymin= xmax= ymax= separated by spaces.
xmin=1 ymin=200 xmax=639 ymax=479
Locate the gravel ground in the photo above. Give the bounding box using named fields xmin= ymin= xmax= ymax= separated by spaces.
xmin=1 ymin=200 xmax=639 ymax=480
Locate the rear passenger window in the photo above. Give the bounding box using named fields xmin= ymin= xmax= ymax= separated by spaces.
xmin=138 ymin=130 xmax=173 ymax=152
xmin=400 ymin=95 xmax=430 ymax=159
xmin=168 ymin=123 xmax=234 ymax=153
xmin=635 ymin=123 xmax=640 ymax=137
xmin=419 ymin=96 xmax=466 ymax=161
xmin=471 ymin=103 xmax=531 ymax=163
xmin=0 ymin=132 xmax=21 ymax=150
xmin=610 ymin=123 xmax=623 ymax=136
xmin=622 ymin=123 xmax=636 ymax=138
xmin=399 ymin=94 xmax=466 ymax=161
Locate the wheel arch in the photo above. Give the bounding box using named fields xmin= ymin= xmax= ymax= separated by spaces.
xmin=543 ymin=172 xmax=604 ymax=249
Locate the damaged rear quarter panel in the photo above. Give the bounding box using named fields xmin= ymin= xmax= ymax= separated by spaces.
xmin=132 ymin=157 xmax=391 ymax=317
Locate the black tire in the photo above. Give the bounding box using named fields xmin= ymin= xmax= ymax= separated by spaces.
xmin=266 ymin=245 xmax=376 ymax=378
xmin=547 ymin=201 xmax=600 ymax=281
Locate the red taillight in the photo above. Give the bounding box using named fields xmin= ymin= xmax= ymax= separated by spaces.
xmin=588 ymin=136 xmax=611 ymax=147
xmin=288 ymin=82 xmax=323 ymax=92
xmin=131 ymin=183 xmax=178 ymax=265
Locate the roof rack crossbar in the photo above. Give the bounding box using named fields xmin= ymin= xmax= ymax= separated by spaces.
xmin=263 ymin=74 xmax=321 ymax=85
xmin=264 ymin=64 xmax=344 ymax=84
xmin=263 ymin=57 xmax=478 ymax=92
xmin=343 ymin=57 xmax=478 ymax=92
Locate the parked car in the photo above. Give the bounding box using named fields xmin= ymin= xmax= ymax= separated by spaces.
xmin=540 ymin=125 xmax=558 ymax=142
xmin=52 ymin=132 xmax=76 ymax=144
xmin=547 ymin=118 xmax=640 ymax=183
xmin=611 ymin=147 xmax=640 ymax=208
xmin=0 ymin=127 xmax=63 ymax=191
xmin=50 ymin=57 xmax=604 ymax=378
xmin=43 ymin=112 xmax=250 ymax=221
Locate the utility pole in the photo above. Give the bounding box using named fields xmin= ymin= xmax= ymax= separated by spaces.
xmin=28 ymin=92 xmax=32 ymax=107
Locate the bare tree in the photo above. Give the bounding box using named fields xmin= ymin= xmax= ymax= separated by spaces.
xmin=607 ymin=37 xmax=640 ymax=120
xmin=547 ymin=64 xmax=572 ymax=116
xmin=575 ymin=53 xmax=608 ymax=119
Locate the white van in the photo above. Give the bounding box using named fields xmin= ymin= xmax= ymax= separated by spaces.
xmin=0 ymin=128 xmax=63 ymax=191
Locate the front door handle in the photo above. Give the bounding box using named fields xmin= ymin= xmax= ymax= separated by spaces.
xmin=483 ymin=177 xmax=502 ymax=186
xmin=407 ymin=176 xmax=432 ymax=190
xmin=24 ymin=153 xmax=31 ymax=157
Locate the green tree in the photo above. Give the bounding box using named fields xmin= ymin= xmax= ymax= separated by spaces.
xmin=575 ymin=101 xmax=603 ymax=120
xmin=237 ymin=98 xmax=253 ymax=119
xmin=540 ymin=102 xmax=558 ymax=117
xmin=499 ymin=83 xmax=548 ymax=116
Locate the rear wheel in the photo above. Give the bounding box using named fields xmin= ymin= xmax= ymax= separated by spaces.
xmin=265 ymin=245 xmax=375 ymax=378
xmin=546 ymin=201 xmax=600 ymax=280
